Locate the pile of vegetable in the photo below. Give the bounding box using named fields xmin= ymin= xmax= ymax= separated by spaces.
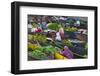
xmin=65 ymin=27 xmax=78 ymax=32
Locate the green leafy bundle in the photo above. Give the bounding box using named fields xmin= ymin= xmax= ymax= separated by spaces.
xmin=48 ymin=23 xmax=62 ymax=31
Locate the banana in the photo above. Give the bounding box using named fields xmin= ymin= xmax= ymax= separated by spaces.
xmin=54 ymin=53 xmax=68 ymax=59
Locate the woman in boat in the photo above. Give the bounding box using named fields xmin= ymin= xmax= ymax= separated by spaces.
xmin=61 ymin=46 xmax=74 ymax=59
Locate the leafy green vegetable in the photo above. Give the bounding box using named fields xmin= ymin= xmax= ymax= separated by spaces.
xmin=32 ymin=50 xmax=48 ymax=60
xmin=42 ymin=46 xmax=57 ymax=55
xmin=65 ymin=27 xmax=78 ymax=32
xmin=32 ymin=34 xmax=47 ymax=43
xmin=63 ymin=39 xmax=73 ymax=47
xmin=48 ymin=23 xmax=62 ymax=31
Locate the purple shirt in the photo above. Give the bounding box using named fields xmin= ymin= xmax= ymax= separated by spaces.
xmin=61 ymin=50 xmax=73 ymax=59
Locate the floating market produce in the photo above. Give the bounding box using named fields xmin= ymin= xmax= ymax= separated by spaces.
xmin=28 ymin=15 xmax=88 ymax=60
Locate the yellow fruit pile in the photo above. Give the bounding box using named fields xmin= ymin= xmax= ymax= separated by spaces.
xmin=54 ymin=53 xmax=68 ymax=59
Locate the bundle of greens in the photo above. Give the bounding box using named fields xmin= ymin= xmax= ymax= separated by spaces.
xmin=65 ymin=27 xmax=78 ymax=32
xmin=48 ymin=23 xmax=62 ymax=31
xmin=32 ymin=33 xmax=47 ymax=44
xmin=62 ymin=39 xmax=73 ymax=47
xmin=32 ymin=50 xmax=49 ymax=60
